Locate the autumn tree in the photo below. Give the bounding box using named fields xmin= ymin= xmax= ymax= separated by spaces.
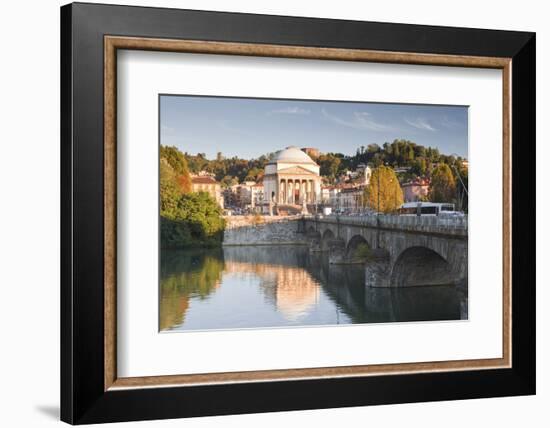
xmin=364 ymin=166 xmax=404 ymax=213
xmin=160 ymin=145 xmax=192 ymax=193
xmin=454 ymin=163 xmax=468 ymax=212
xmin=429 ymin=163 xmax=456 ymax=203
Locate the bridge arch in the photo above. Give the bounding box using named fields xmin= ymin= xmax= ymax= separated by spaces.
xmin=390 ymin=246 xmax=455 ymax=287
xmin=306 ymin=226 xmax=322 ymax=252
xmin=321 ymin=229 xmax=335 ymax=251
xmin=346 ymin=235 xmax=371 ymax=263
xmin=306 ymin=225 xmax=318 ymax=238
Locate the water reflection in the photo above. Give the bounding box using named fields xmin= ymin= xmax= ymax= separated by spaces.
xmin=160 ymin=245 xmax=463 ymax=332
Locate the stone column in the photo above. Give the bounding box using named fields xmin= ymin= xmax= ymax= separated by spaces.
xmin=287 ymin=180 xmax=291 ymax=204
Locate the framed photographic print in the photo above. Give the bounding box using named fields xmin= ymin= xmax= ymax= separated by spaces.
xmin=60 ymin=2 xmax=535 ymax=424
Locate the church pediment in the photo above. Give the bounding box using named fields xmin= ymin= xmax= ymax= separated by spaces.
xmin=277 ymin=166 xmax=318 ymax=176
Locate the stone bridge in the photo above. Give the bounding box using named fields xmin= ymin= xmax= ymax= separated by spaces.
xmin=302 ymin=215 xmax=468 ymax=288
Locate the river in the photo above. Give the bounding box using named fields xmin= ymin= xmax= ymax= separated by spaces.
xmin=160 ymin=245 xmax=464 ymax=332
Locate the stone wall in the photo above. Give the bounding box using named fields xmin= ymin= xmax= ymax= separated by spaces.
xmin=223 ymin=215 xmax=307 ymax=246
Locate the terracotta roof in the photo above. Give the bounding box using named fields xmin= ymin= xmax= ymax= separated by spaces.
xmin=402 ymin=179 xmax=430 ymax=187
xmin=191 ymin=176 xmax=218 ymax=184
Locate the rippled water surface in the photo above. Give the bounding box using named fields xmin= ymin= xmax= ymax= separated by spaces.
xmin=160 ymin=245 xmax=464 ymax=332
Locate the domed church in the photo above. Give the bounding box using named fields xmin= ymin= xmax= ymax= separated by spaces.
xmin=263 ymin=146 xmax=321 ymax=206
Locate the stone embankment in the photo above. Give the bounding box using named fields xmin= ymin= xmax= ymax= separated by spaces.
xmin=222 ymin=215 xmax=306 ymax=246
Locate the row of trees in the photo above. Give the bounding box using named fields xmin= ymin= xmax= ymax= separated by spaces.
xmin=363 ymin=163 xmax=460 ymax=213
xmin=160 ymin=146 xmax=225 ymax=248
xmin=351 ymin=140 xmax=445 ymax=169
xmin=180 ymin=140 xmax=467 ymax=193
xmin=185 ymin=151 xmax=272 ymax=186
xmin=314 ymin=140 xmax=467 ymax=184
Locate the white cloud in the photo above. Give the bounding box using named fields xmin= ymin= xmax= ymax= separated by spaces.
xmin=440 ymin=115 xmax=464 ymax=130
xmin=322 ymin=109 xmax=394 ymax=132
xmin=269 ymin=106 xmax=310 ymax=115
xmin=404 ymin=117 xmax=437 ymax=132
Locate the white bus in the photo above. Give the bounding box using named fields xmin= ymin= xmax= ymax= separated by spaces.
xmin=398 ymin=202 xmax=456 ymax=216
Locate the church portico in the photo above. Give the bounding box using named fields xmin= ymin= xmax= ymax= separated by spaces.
xmin=277 ymin=177 xmax=317 ymax=204
xmin=263 ymin=147 xmax=322 ymax=212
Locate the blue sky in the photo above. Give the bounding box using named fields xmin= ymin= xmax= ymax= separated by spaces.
xmin=160 ymin=95 xmax=468 ymax=159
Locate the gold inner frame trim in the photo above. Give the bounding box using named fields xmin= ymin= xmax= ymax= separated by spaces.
xmin=104 ymin=35 xmax=512 ymax=391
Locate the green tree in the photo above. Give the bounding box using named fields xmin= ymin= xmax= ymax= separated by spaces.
xmin=221 ymin=175 xmax=238 ymax=188
xmin=410 ymin=157 xmax=427 ymax=176
xmin=161 ymin=192 xmax=225 ymax=249
xmin=318 ymin=153 xmax=342 ymax=181
xmin=160 ymin=158 xmax=182 ymax=217
xmin=364 ymin=166 xmax=404 ymax=213
xmin=429 ymin=163 xmax=456 ymax=203
xmin=175 ymin=192 xmax=225 ymax=240
xmin=244 ymin=167 xmax=262 ymax=182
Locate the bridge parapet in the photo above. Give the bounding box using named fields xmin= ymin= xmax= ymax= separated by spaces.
xmin=305 ymin=214 xmax=467 ymax=237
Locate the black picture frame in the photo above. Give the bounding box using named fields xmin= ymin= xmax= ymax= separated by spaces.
xmin=61 ymin=2 xmax=535 ymax=424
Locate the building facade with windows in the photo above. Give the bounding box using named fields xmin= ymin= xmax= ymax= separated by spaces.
xmin=401 ymin=178 xmax=430 ymax=202
xmin=191 ymin=175 xmax=224 ymax=208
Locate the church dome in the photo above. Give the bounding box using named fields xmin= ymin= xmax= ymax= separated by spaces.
xmin=270 ymin=146 xmax=317 ymax=164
